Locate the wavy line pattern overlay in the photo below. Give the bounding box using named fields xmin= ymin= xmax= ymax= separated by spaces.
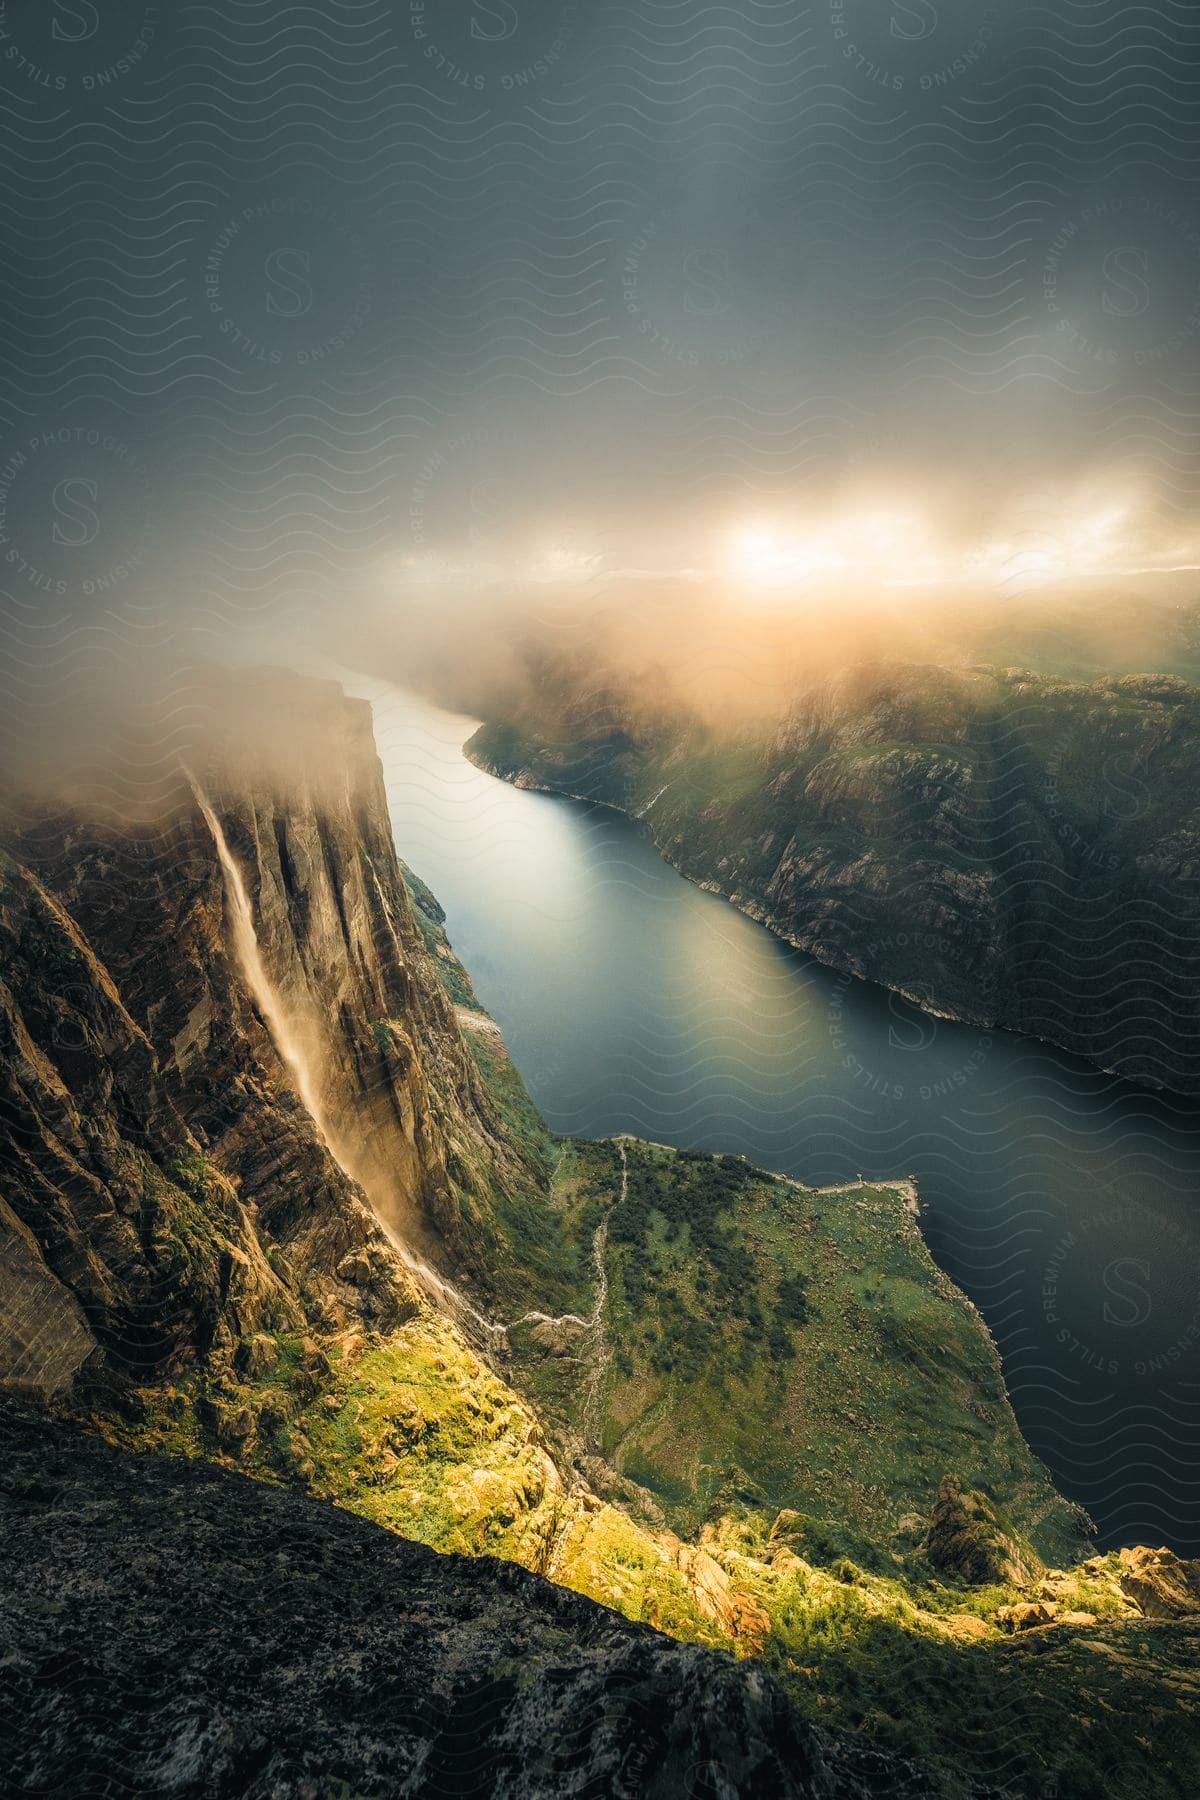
xmin=2 ymin=0 xmax=1199 ymax=1598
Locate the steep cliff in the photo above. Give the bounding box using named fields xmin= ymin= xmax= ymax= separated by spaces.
xmin=468 ymin=661 xmax=1200 ymax=1093
xmin=0 ymin=672 xmax=560 ymax=1410
xmin=4 ymin=667 xmax=1199 ymax=1798
xmin=0 ymin=1399 xmax=966 ymax=1800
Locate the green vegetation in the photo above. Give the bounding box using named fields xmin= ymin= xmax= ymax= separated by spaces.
xmin=400 ymin=861 xmax=480 ymax=1009
xmin=460 ymin=1020 xmax=559 ymax=1175
xmin=448 ymin=1015 xmax=1082 ymax=1564
xmin=84 ymin=861 xmax=1197 ymax=1800
xmin=755 ymin=1573 xmax=1200 ymax=1799
xmin=395 ymin=861 xmax=601 ymax=1322
xmin=468 ymin=662 xmax=1200 ymax=1092
xmin=109 ymin=1319 xmax=1199 ymax=1800
xmin=166 ymin=1151 xmax=219 ymax=1199
xmin=505 ymin=1138 xmax=1084 ymax=1567
xmin=448 ymin=1018 xmax=593 ymax=1321
xmin=113 ymin=1317 xmax=740 ymax=1652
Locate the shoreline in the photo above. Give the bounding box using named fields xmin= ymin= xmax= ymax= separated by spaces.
xmin=466 ymin=743 xmax=1176 ymax=1098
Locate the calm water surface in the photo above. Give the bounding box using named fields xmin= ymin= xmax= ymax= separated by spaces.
xmin=338 ymin=669 xmax=1200 ymax=1552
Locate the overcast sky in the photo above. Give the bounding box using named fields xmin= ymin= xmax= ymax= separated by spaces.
xmin=2 ymin=0 xmax=1199 ymax=696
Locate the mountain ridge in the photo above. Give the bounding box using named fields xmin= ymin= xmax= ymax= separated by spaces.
xmin=2 ymin=665 xmax=1199 ymax=1797
xmin=466 ymin=659 xmax=1200 ymax=1093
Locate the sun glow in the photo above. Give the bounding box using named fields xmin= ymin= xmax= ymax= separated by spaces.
xmin=726 ymin=510 xmax=940 ymax=591
xmin=384 ymin=488 xmax=1195 ymax=604
xmin=728 ymin=522 xmax=849 ymax=585
xmin=722 ymin=492 xmax=1184 ymax=596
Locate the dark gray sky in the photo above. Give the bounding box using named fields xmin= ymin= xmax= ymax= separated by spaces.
xmin=2 ymin=0 xmax=1200 ymax=694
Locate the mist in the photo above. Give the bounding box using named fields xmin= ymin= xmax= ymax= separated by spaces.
xmin=322 ymin=560 xmax=1199 ymax=745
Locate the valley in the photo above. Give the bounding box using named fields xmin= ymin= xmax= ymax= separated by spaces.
xmin=468 ymin=661 xmax=1200 ymax=1096
xmin=2 ymin=665 xmax=1199 ymax=1798
xmin=350 ymin=671 xmax=1200 ymax=1558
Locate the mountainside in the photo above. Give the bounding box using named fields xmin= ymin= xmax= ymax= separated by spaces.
xmin=468 ymin=661 xmax=1200 ymax=1093
xmin=0 ymin=673 xmax=579 ymax=1408
xmin=0 ymin=1399 xmax=947 ymax=1800
xmin=3 ymin=667 xmax=1200 ymax=1798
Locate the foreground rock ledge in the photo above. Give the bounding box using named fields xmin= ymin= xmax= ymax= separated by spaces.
xmin=0 ymin=1404 xmax=985 ymax=1800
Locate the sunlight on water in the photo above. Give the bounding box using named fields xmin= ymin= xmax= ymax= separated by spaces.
xmin=326 ymin=667 xmax=1200 ymax=1552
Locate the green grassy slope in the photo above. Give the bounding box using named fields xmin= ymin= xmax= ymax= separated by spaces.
xmin=83 ymin=860 xmax=1199 ymax=1800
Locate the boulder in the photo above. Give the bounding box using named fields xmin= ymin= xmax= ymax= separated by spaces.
xmin=1119 ymin=1546 xmax=1200 ymax=1619
xmin=336 ymin=1251 xmax=373 ymax=1287
xmin=672 ymin=1542 xmax=770 ymax=1646
xmin=238 ymin=1333 xmax=278 ymax=1380
xmin=527 ymin=1315 xmax=588 ymax=1357
xmin=213 ymin=1402 xmax=255 ymax=1449
xmin=997 ymin=1601 xmax=1057 ymax=1633
xmin=924 ymin=1475 xmax=1043 ymax=1587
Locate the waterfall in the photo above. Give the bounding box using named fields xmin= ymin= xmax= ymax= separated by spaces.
xmin=184 ymin=767 xmax=508 ymax=1336
xmin=186 ymin=773 xmax=334 ymax=1145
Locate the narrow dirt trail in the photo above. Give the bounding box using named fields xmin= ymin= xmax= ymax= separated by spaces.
xmin=542 ymin=1138 xmax=625 ymax=1584
xmin=580 ymin=1138 xmax=623 ymax=1447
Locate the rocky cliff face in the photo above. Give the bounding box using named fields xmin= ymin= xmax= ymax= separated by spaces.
xmin=0 ymin=671 xmax=537 ymax=1406
xmin=6 ymin=665 xmax=1200 ymax=1800
xmin=0 ymin=1399 xmax=969 ymax=1800
xmin=469 ymin=661 xmax=1200 ymax=1092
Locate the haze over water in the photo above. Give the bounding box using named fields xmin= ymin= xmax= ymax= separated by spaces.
xmin=336 ymin=668 xmax=1200 ymax=1555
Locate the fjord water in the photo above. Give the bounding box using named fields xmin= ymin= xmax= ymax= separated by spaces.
xmin=342 ymin=671 xmax=1200 ymax=1554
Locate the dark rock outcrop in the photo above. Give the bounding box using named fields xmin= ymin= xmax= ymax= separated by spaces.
xmin=0 ymin=1401 xmax=972 ymax=1800
xmin=924 ymin=1475 xmax=1043 ymax=1588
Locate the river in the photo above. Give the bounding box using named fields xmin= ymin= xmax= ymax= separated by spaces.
xmin=338 ymin=669 xmax=1200 ymax=1554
